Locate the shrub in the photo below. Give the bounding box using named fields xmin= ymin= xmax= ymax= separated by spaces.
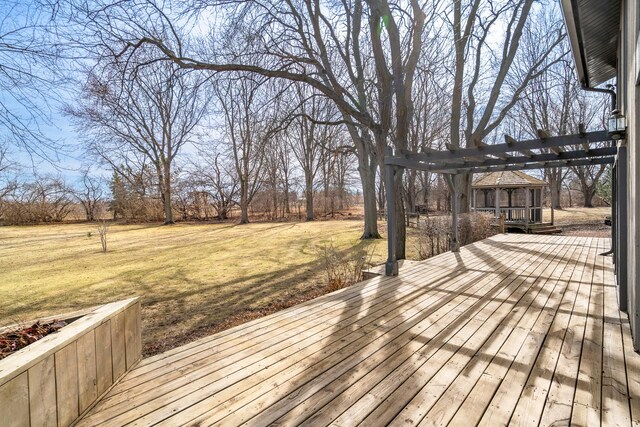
xmin=459 ymin=212 xmax=495 ymax=246
xmin=319 ymin=242 xmax=375 ymax=292
xmin=415 ymin=212 xmax=496 ymax=260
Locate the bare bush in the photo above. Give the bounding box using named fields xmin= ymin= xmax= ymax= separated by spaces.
xmin=459 ymin=213 xmax=496 ymax=246
xmin=320 ymin=243 xmax=375 ymax=292
xmin=414 ymin=215 xmax=451 ymax=259
xmin=415 ymin=213 xmax=496 ymax=260
xmin=1 ymin=177 xmax=73 ymax=225
xmin=97 ymin=220 xmax=109 ymax=252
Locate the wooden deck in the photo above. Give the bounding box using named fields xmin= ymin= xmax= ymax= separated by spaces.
xmin=77 ymin=235 xmax=640 ymax=426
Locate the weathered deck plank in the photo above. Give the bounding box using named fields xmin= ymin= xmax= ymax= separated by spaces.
xmin=76 ymin=235 xmax=638 ymax=427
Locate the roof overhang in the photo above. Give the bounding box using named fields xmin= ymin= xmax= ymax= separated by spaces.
xmin=560 ymin=0 xmax=621 ymax=87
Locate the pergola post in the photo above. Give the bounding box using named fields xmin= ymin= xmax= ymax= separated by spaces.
xmin=384 ymin=146 xmax=398 ymax=277
xmin=616 ymin=144 xmax=628 ymax=311
xmin=445 ymin=174 xmax=459 ymax=252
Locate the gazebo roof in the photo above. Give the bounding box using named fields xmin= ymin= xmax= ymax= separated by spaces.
xmin=472 ymin=171 xmax=547 ymax=188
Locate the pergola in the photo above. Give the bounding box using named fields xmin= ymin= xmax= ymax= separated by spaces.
xmin=471 ymin=170 xmax=549 ymax=230
xmin=382 ymin=129 xmax=623 ymax=303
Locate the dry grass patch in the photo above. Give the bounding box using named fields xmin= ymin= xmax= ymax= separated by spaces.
xmin=0 ymin=220 xmax=410 ymax=355
xmin=543 ymin=206 xmax=610 ymax=223
xmin=543 ymin=207 xmax=611 ymax=237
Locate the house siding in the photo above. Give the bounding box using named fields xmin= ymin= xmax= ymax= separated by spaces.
xmin=623 ymin=0 xmax=640 ymax=350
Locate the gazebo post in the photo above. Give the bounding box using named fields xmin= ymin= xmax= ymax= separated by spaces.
xmin=495 ymin=187 xmax=501 ymax=219
xmin=537 ymin=189 xmax=542 ymax=221
xmin=472 ymin=189 xmax=477 ymax=211
xmin=524 ymin=187 xmax=530 ymax=227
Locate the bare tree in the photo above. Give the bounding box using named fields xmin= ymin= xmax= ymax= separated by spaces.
xmin=3 ymin=176 xmax=73 ymax=224
xmin=214 ymin=75 xmax=278 ymax=224
xmin=287 ymin=86 xmax=336 ymax=221
xmin=69 ymin=0 xmax=441 ymax=255
xmin=108 ymin=163 xmax=162 ymax=221
xmin=277 ymin=138 xmax=294 ymax=217
xmin=72 ymin=168 xmax=104 ymax=221
xmin=68 ymin=57 xmax=208 ymax=224
xmin=512 ymin=31 xmax=610 ymax=209
xmin=448 ymin=0 xmax=566 ymax=211
xmin=405 ymin=65 xmax=450 ymax=212
xmin=97 ymin=219 xmax=109 ymax=252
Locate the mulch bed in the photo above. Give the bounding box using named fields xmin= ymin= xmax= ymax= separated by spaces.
xmin=0 ymin=320 xmax=68 ymax=360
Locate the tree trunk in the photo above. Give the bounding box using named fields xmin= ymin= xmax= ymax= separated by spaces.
xmin=163 ymin=189 xmax=173 ymax=224
xmin=239 ymin=179 xmax=249 ymax=224
xmin=357 ymin=149 xmax=381 ymax=239
xmin=162 ymin=163 xmax=174 ymax=225
xmin=305 ymin=178 xmax=314 ymax=221
xmin=583 ymin=185 xmax=595 ymax=208
xmin=548 ymin=168 xmax=563 ymax=209
xmin=271 ymin=185 xmax=278 ymax=220
xmin=283 ymin=178 xmax=291 ymax=214
xmin=347 ymin=124 xmax=380 ymax=239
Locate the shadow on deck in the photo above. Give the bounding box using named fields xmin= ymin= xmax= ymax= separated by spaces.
xmin=77 ymin=234 xmax=639 ymax=426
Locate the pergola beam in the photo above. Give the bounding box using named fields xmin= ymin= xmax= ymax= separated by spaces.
xmin=387 ymin=146 xmax=617 ymax=171
xmin=388 ymin=130 xmax=610 ymax=163
xmin=435 ymin=156 xmax=614 ymax=174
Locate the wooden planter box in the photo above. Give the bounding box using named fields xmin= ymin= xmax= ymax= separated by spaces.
xmin=0 ymin=298 xmax=141 ymax=427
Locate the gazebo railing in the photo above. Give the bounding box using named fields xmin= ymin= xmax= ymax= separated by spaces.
xmin=475 ymin=208 xmax=495 ymax=215
xmin=472 ymin=206 xmax=543 ymax=223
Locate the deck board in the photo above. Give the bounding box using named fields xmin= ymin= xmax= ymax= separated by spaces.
xmin=77 ymin=235 xmax=639 ymax=426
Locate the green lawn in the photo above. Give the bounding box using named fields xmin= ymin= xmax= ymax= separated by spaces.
xmin=0 ymin=220 xmax=399 ymax=355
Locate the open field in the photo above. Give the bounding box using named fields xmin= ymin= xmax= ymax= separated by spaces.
xmin=0 ymin=207 xmax=611 ymax=355
xmin=0 ymin=220 xmax=411 ymax=355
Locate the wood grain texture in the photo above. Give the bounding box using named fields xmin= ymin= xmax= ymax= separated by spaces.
xmin=55 ymin=342 xmax=79 ymax=427
xmin=28 ymin=355 xmax=57 ymax=427
xmin=0 ymin=371 xmax=29 ymax=427
xmin=77 ymin=330 xmax=98 ymax=414
xmin=111 ymin=311 xmax=126 ymax=380
xmin=95 ymin=321 xmax=114 ymax=396
xmin=124 ymin=302 xmax=142 ymax=369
